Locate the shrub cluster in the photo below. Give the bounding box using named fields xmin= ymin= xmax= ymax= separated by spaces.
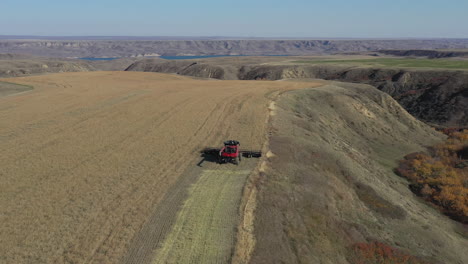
xmin=350 ymin=241 xmax=430 ymax=264
xmin=396 ymin=130 xmax=468 ymax=223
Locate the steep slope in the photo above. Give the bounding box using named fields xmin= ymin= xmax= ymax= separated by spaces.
xmin=245 ymin=82 xmax=467 ymax=264
xmin=125 ymin=59 xmax=231 ymax=79
xmin=239 ymin=65 xmax=468 ymax=127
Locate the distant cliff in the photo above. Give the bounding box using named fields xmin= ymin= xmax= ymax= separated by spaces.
xmin=1 ymin=39 xmax=468 ymax=57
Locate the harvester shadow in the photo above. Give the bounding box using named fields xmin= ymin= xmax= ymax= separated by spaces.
xmin=197 ymin=153 xmax=219 ymax=167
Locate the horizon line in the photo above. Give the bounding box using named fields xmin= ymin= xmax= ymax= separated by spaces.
xmin=1 ymin=35 xmax=467 ymax=41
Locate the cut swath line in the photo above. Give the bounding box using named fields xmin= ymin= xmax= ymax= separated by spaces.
xmin=0 ymin=81 xmax=33 ymax=98
xmin=153 ymin=169 xmax=250 ymax=264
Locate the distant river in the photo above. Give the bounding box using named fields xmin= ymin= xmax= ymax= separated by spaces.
xmin=79 ymin=57 xmax=119 ymax=61
xmin=79 ymin=55 xmax=288 ymax=61
xmin=159 ymin=55 xmax=245 ymax=60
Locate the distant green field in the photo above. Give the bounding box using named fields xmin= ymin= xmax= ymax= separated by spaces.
xmin=294 ymin=58 xmax=468 ymax=70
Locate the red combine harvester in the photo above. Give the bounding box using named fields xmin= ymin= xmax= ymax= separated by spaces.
xmin=201 ymin=140 xmax=261 ymax=165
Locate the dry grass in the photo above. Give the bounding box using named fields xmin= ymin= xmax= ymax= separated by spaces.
xmin=0 ymin=71 xmax=319 ymax=263
xmin=354 ymin=183 xmax=407 ymax=220
xmin=349 ymin=241 xmax=431 ymax=264
xmin=249 ymin=83 xmax=468 ymax=264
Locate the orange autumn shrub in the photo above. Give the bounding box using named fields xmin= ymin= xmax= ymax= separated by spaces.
xmin=350 ymin=242 xmax=430 ymax=264
xmin=396 ymin=130 xmax=468 ymax=223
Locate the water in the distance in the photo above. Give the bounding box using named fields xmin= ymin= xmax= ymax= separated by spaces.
xmin=159 ymin=55 xmax=245 ymax=60
xmin=79 ymin=57 xmax=119 ymax=61
xmin=160 ymin=55 xmax=290 ymax=59
xmin=79 ymin=55 xmax=289 ymax=61
xmin=79 ymin=55 xmax=239 ymax=61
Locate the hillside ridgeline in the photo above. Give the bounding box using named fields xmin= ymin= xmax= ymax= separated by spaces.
xmin=245 ymin=82 xmax=467 ymax=264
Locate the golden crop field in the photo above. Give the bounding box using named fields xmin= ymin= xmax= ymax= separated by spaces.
xmin=0 ymin=72 xmax=320 ymax=263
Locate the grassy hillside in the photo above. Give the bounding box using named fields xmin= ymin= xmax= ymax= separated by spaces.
xmin=246 ymin=82 xmax=467 ymax=264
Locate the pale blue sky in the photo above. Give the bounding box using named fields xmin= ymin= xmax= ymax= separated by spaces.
xmin=1 ymin=0 xmax=467 ymax=38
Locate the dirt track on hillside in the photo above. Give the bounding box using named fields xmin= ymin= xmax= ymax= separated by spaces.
xmin=0 ymin=72 xmax=319 ymax=263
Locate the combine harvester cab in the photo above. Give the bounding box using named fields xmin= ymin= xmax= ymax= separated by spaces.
xmin=219 ymin=140 xmax=241 ymax=164
xmin=201 ymin=140 xmax=262 ymax=165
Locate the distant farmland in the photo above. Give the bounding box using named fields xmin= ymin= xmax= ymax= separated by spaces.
xmin=294 ymin=58 xmax=468 ymax=70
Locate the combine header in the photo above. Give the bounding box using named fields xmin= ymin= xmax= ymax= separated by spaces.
xmin=201 ymin=140 xmax=262 ymax=165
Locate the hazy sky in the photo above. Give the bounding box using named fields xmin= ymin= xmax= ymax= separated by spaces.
xmin=2 ymin=0 xmax=467 ymax=38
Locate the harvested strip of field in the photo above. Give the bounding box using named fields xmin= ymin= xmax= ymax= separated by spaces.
xmin=0 ymin=71 xmax=319 ymax=264
xmin=0 ymin=81 xmax=32 ymax=97
xmin=153 ymin=169 xmax=250 ymax=264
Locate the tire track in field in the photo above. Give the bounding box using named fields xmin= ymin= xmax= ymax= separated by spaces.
xmin=120 ymin=92 xmax=252 ymax=264
xmin=121 ymin=88 xmax=294 ymax=264
xmin=83 ymin=88 xmax=256 ymax=263
xmin=65 ymin=87 xmax=238 ymax=263
xmin=0 ymin=72 xmax=321 ymax=264
xmin=87 ymin=95 xmax=241 ymax=264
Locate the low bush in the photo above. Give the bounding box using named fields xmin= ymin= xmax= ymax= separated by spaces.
xmin=396 ymin=130 xmax=468 ymax=223
xmin=350 ymin=241 xmax=430 ymax=264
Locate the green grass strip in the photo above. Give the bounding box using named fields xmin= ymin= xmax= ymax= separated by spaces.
xmin=153 ymin=169 xmax=250 ymax=264
xmin=293 ymin=58 xmax=468 ymax=70
xmin=0 ymin=81 xmax=33 ymax=97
